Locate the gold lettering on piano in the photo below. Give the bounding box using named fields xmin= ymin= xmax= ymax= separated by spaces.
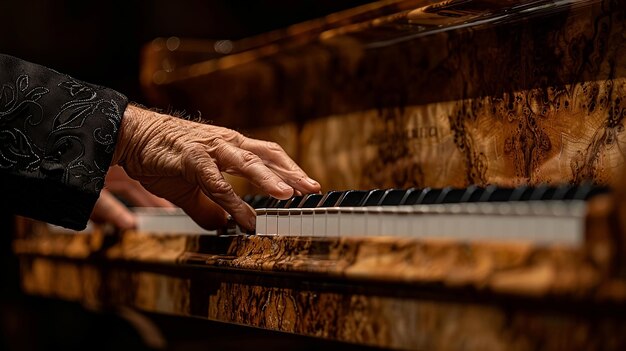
xmin=406 ymin=125 xmax=440 ymax=142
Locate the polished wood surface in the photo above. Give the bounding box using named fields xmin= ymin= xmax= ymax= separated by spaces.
xmin=142 ymin=0 xmax=626 ymax=194
xmin=13 ymin=218 xmax=626 ymax=350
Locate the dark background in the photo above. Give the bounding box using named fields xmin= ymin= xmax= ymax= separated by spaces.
xmin=0 ymin=0 xmax=372 ymax=104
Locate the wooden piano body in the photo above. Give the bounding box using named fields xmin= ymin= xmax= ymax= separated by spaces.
xmin=13 ymin=0 xmax=626 ymax=349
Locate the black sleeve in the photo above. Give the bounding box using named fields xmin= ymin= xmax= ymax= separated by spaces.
xmin=0 ymin=54 xmax=129 ymax=230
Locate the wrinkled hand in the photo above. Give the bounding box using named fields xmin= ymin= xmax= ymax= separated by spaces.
xmin=112 ymin=105 xmax=321 ymax=231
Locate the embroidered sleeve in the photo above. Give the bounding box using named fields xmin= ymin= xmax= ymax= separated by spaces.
xmin=0 ymin=54 xmax=129 ymax=230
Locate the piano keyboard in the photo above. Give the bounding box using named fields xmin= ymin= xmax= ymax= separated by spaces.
xmin=253 ymin=184 xmax=607 ymax=246
xmin=51 ymin=184 xmax=604 ymax=247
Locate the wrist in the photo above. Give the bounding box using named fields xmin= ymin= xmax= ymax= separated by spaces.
xmin=112 ymin=104 xmax=142 ymax=166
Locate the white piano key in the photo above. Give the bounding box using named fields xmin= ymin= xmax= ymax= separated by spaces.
xmin=349 ymin=208 xmax=368 ymax=237
xmin=289 ymin=208 xmax=302 ymax=237
xmin=277 ymin=209 xmax=290 ymax=236
xmin=326 ymin=208 xmax=340 ymax=237
xmin=380 ymin=208 xmax=396 ymax=236
xmin=338 ymin=207 xmax=353 ymax=236
xmin=301 ymin=210 xmax=314 ymax=237
xmin=365 ymin=206 xmax=382 ymax=236
xmin=132 ymin=208 xmax=217 ymax=235
xmin=396 ymin=206 xmax=411 ymax=236
xmin=265 ymin=209 xmax=278 ymax=236
xmin=313 ymin=209 xmax=326 ymax=237
xmin=255 ymin=209 xmax=267 ymax=235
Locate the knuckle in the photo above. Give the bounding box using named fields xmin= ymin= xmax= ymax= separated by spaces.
xmin=209 ymin=178 xmax=233 ymax=196
xmin=266 ymin=141 xmax=284 ymax=153
xmin=259 ymin=172 xmax=275 ymax=184
xmin=240 ymin=151 xmax=262 ymax=168
xmin=185 ymin=143 xmax=207 ymax=159
xmin=211 ymin=140 xmax=231 ymax=159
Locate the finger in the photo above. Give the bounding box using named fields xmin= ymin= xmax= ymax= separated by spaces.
xmin=183 ymin=149 xmax=256 ymax=231
xmin=91 ymin=190 xmax=137 ymax=230
xmin=240 ymin=138 xmax=321 ymax=193
xmin=106 ymin=166 xmax=175 ymax=208
xmin=212 ymin=141 xmax=294 ymax=199
xmin=141 ymin=177 xmax=229 ymax=230
xmin=107 ymin=180 xmax=174 ymax=208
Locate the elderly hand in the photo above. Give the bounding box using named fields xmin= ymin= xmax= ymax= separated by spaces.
xmin=112 ymin=105 xmax=321 ymax=231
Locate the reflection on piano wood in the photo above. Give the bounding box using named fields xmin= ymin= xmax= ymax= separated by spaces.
xmin=13 ymin=0 xmax=626 ymax=350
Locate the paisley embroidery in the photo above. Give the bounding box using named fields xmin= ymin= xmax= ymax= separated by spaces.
xmin=0 ymin=128 xmax=41 ymax=170
xmin=0 ymin=75 xmax=48 ymax=172
xmin=0 ymin=55 xmax=127 ymax=195
xmin=0 ymin=75 xmax=48 ymax=123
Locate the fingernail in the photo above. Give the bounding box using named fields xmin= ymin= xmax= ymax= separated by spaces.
xmin=120 ymin=214 xmax=137 ymax=230
xmin=277 ymin=181 xmax=292 ymax=191
xmin=306 ymin=177 xmax=319 ymax=187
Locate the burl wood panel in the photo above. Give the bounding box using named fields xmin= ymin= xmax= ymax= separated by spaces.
xmin=15 ymin=230 xmax=626 ymax=350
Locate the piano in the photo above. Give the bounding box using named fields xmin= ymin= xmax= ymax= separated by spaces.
xmin=12 ymin=0 xmax=626 ymax=350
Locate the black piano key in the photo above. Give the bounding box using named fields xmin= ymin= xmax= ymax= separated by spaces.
xmin=337 ymin=190 xmax=369 ymax=207
xmin=274 ymin=199 xmax=290 ymax=208
xmin=380 ymin=189 xmax=407 ymax=206
xmin=571 ymin=183 xmax=593 ymax=200
xmin=478 ymin=185 xmax=498 ymax=202
xmin=419 ymin=188 xmax=443 ymax=204
xmin=265 ymin=197 xmax=280 ymax=208
xmin=509 ymin=186 xmax=532 ymax=201
xmin=542 ymin=187 xmax=557 ymax=200
xmin=402 ymin=188 xmax=423 ymax=205
xmin=399 ymin=188 xmax=417 ymax=205
xmin=253 ymin=196 xmax=273 ymax=208
xmin=574 ymin=183 xmax=609 ymax=200
xmin=588 ymin=185 xmax=610 ymax=199
xmin=412 ymin=188 xmax=431 ymax=204
xmin=299 ymin=193 xmax=324 ymax=208
xmin=248 ymin=195 xmax=264 ymax=208
xmin=434 ymin=187 xmax=452 ymax=204
xmin=362 ymin=189 xmax=385 ymax=206
xmin=552 ymin=184 xmax=576 ymax=200
xmin=438 ymin=188 xmax=468 ymax=204
xmin=459 ymin=185 xmax=483 ymax=202
xmin=242 ymin=194 xmax=255 ymax=205
xmin=286 ymin=195 xmax=304 ymax=208
xmin=487 ymin=187 xmax=516 ymax=202
xmin=529 ymin=184 xmax=551 ymax=201
xmin=319 ymin=191 xmax=344 ymax=207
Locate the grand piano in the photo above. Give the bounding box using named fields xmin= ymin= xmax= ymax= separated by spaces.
xmin=12 ymin=0 xmax=626 ymax=349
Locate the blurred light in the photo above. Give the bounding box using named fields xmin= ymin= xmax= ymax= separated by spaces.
xmin=214 ymin=40 xmax=233 ymax=54
xmin=166 ymin=36 xmax=180 ymax=51
xmin=151 ymin=37 xmax=165 ymax=49
xmin=152 ymin=71 xmax=167 ymax=84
